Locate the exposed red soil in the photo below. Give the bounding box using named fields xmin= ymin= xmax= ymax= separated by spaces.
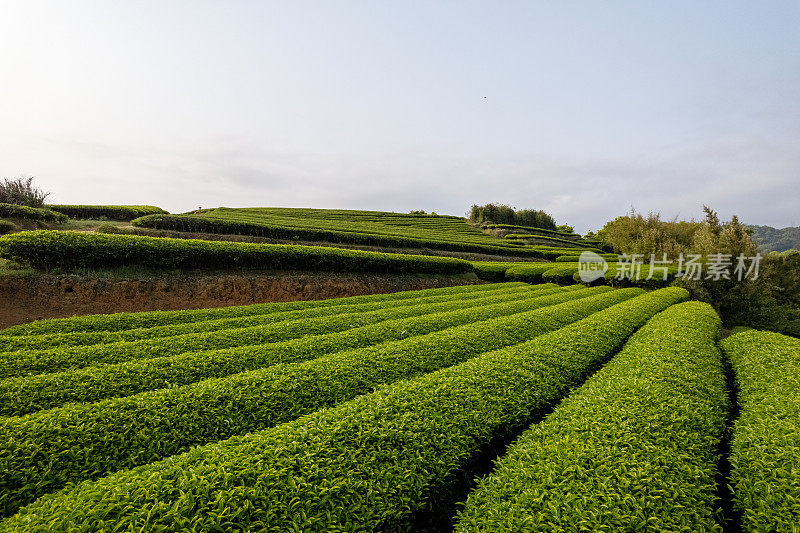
xmin=0 ymin=272 xmax=481 ymax=329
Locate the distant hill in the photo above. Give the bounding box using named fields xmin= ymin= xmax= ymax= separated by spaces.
xmin=749 ymin=225 xmax=800 ymax=252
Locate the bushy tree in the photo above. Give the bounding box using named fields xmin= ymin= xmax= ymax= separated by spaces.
xmin=0 ymin=176 xmax=50 ymax=208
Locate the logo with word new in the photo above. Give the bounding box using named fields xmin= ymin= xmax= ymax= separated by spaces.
xmin=578 ymin=251 xmax=609 ymax=283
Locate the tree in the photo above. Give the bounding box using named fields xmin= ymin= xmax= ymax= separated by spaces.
xmin=0 ymin=176 xmax=50 ymax=208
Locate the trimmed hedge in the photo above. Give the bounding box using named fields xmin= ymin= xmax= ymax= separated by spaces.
xmin=721 ymin=330 xmax=800 ymax=531
xmin=0 ymin=287 xmax=562 ymax=414
xmin=0 ymin=282 xmax=516 ymax=337
xmin=0 ymin=231 xmax=473 ymax=273
xmin=131 ymin=212 xmax=544 ymax=257
xmin=46 ymin=205 xmax=167 ymax=220
xmin=483 ymin=223 xmax=581 ymax=240
xmin=0 ymin=286 xmax=618 ymax=514
xmin=0 ymin=288 xmax=688 ymax=530
xmin=456 ymin=301 xmax=727 ymax=531
xmin=0 ymin=283 xmax=528 ymax=352
xmin=0 ymin=204 xmax=67 ymax=223
xmin=0 ymin=284 xmax=538 ymax=379
xmin=0 ymin=220 xmax=14 ymax=235
xmin=555 ymin=253 xmax=618 ymax=262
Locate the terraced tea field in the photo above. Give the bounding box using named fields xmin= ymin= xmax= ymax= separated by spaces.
xmin=130 ymin=207 xmax=593 ymax=257
xmin=0 ymin=283 xmax=797 ymax=531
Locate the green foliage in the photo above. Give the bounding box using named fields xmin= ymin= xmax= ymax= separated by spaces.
xmin=132 ymin=207 xmax=545 ymax=257
xmin=0 ymin=286 xmax=552 ymax=414
xmin=556 ymin=223 xmax=574 ymax=233
xmin=469 ymin=203 xmax=557 ymax=230
xmin=0 ymin=204 xmax=67 ymax=223
xmin=0 ymin=283 xmax=521 ymax=350
xmin=749 ymin=224 xmax=800 ymax=253
xmin=0 ymin=230 xmax=472 ymax=274
xmin=482 ymin=223 xmax=581 ymax=240
xmin=456 ymin=301 xmax=727 ymax=532
xmin=0 ymin=177 xmax=49 ymax=208
xmin=0 ymin=220 xmax=14 ymax=235
xmin=721 ymin=330 xmax=800 ymax=531
xmin=0 ymin=285 xmax=622 ymax=514
xmin=0 ymin=282 xmax=512 ymax=337
xmin=0 ymin=288 xmax=685 ymax=530
xmin=47 ymin=205 xmax=167 ymax=221
xmin=503 ymin=232 xmax=594 ymax=248
xmin=596 ymin=209 xmax=701 ymax=256
xmin=555 ymin=253 xmax=618 ymax=262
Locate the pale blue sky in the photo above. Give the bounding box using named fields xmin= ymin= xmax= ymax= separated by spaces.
xmin=1 ymin=1 xmax=798 ymax=232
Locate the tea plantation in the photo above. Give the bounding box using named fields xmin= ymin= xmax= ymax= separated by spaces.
xmin=0 ymin=282 xmax=795 ymax=531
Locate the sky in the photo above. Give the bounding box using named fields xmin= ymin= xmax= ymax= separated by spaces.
xmin=1 ymin=1 xmax=798 ymax=233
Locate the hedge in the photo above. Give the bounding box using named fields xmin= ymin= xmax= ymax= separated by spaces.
xmin=555 ymin=253 xmax=619 ymax=262
xmin=471 ymin=261 xmax=520 ymax=281
xmin=46 ymin=205 xmax=167 ymax=220
xmin=0 ymin=287 xmax=562 ymax=414
xmin=0 ymin=283 xmax=528 ymax=352
xmin=721 ymin=330 xmax=800 ymax=531
xmin=0 ymin=231 xmax=473 ymax=273
xmin=0 ymin=286 xmax=616 ymax=514
xmin=0 ymin=204 xmax=67 ymax=223
xmin=456 ymin=301 xmax=727 ymax=531
xmin=505 ymin=263 xmax=560 ymax=283
xmin=0 ymin=288 xmax=688 ymax=530
xmin=0 ymin=220 xmax=14 ymax=235
xmin=482 ymin=223 xmax=581 ymax=240
xmin=0 ymin=282 xmax=516 ymax=337
xmin=132 ymin=213 xmax=543 ymax=257
xmin=0 ymin=283 xmax=537 ymax=378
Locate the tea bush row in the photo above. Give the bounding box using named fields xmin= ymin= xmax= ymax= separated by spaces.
xmin=0 ymin=288 xmax=687 ymax=530
xmin=0 ymin=286 xmax=569 ymax=414
xmin=0 ymin=286 xmax=620 ymax=514
xmin=721 ymin=330 xmax=800 ymax=531
xmin=456 ymin=301 xmax=728 ymax=532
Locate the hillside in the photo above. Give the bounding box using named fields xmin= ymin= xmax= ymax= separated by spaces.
xmin=749 ymin=224 xmax=800 ymax=252
xmin=129 ymin=207 xmax=595 ymax=257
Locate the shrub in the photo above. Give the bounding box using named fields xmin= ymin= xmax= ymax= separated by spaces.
xmin=0 ymin=284 xmax=539 ymax=380
xmin=0 ymin=204 xmax=67 ymax=223
xmin=132 ymin=212 xmax=542 ymax=257
xmin=0 ymin=231 xmax=473 ymax=274
xmin=470 ymin=204 xmax=557 ymax=230
xmin=0 ymin=177 xmax=49 ymax=208
xmin=0 ymin=282 xmax=516 ymax=337
xmin=0 ymin=220 xmax=14 ymax=235
xmin=0 ymin=285 xmax=615 ymax=514
xmin=721 ymin=330 xmax=800 ymax=531
xmin=0 ymin=288 xmax=687 ymax=530
xmin=46 ymin=205 xmax=167 ymax=220
xmin=455 ymin=301 xmax=727 ymax=531
xmin=0 ymin=286 xmax=563 ymax=414
xmin=0 ymin=283 xmax=526 ymax=351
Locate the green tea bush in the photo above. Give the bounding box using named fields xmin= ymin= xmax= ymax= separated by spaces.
xmin=0 ymin=286 xmax=619 ymax=514
xmin=0 ymin=282 xmax=516 ymax=337
xmin=456 ymin=301 xmax=728 ymax=531
xmin=505 ymin=262 xmax=560 ymax=283
xmin=132 ymin=211 xmax=542 ymax=257
xmin=0 ymin=283 xmax=527 ymax=351
xmin=0 ymin=287 xmax=561 ymax=414
xmin=721 ymin=330 xmax=800 ymax=531
xmin=0 ymin=204 xmax=67 ymax=223
xmin=0 ymin=231 xmax=473 ymax=273
xmin=0 ymin=288 xmax=687 ymax=530
xmin=46 ymin=205 xmax=167 ymax=220
xmin=0 ymin=220 xmax=14 ymax=235
xmin=0 ymin=284 xmax=537 ymax=379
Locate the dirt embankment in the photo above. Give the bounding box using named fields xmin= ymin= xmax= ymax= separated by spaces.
xmin=0 ymin=272 xmax=481 ymax=329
